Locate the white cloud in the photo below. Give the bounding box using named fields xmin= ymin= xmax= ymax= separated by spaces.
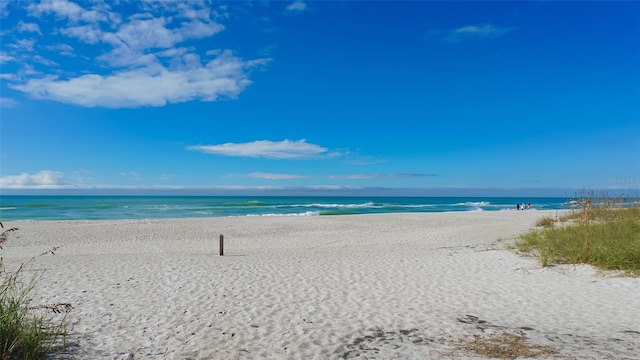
xmin=27 ymin=0 xmax=108 ymax=23
xmin=44 ymin=43 xmax=75 ymax=57
xmin=328 ymin=173 xmax=438 ymax=179
xmin=95 ymin=16 xmax=224 ymax=68
xmin=11 ymin=51 xmax=265 ymax=108
xmin=286 ymin=2 xmax=307 ymax=12
xmin=17 ymin=21 xmax=41 ymax=34
xmin=431 ymin=24 xmax=515 ymax=43
xmin=180 ymin=19 xmax=225 ymax=39
xmin=0 ymin=1 xmax=9 ymax=17
xmin=157 ymin=47 xmax=190 ymax=59
xmin=59 ymin=25 xmax=103 ymax=44
xmin=20 ymin=64 xmax=40 ymax=76
xmin=0 ymin=170 xmax=67 ymax=189
xmin=33 ymin=55 xmax=58 ymax=67
xmin=188 ymin=139 xmax=336 ymax=159
xmin=0 ymin=52 xmax=16 ymax=64
xmin=0 ymin=97 xmax=19 ymax=107
xmin=10 ymin=39 xmax=36 ymax=52
xmin=0 ymin=73 xmax=17 ymax=80
xmin=7 ymin=1 xmax=265 ymax=108
xmin=248 ymin=172 xmax=307 ymax=180
xmin=179 ymin=5 xmax=211 ymax=21
xmin=106 ymin=17 xmax=184 ymax=52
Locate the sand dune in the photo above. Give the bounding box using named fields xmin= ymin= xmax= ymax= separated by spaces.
xmin=3 ymin=211 xmax=639 ymax=359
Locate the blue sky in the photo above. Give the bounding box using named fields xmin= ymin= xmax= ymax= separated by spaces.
xmin=0 ymin=0 xmax=638 ymax=196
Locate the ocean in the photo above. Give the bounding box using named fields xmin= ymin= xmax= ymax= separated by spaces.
xmin=0 ymin=196 xmax=570 ymax=221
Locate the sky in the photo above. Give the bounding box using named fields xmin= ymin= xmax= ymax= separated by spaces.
xmin=0 ymin=0 xmax=639 ymax=197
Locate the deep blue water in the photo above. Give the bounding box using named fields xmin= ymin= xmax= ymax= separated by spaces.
xmin=0 ymin=196 xmax=571 ymax=221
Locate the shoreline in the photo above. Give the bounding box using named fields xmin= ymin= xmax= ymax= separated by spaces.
xmin=2 ymin=211 xmax=638 ymax=359
xmin=2 ymin=208 xmax=566 ymax=223
xmin=0 ymin=195 xmax=569 ymax=221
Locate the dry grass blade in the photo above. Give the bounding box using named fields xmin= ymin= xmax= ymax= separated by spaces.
xmin=40 ymin=246 xmax=60 ymax=256
xmin=0 ymin=222 xmax=19 ymax=250
xmin=35 ymin=303 xmax=74 ymax=314
xmin=460 ymin=332 xmax=555 ymax=359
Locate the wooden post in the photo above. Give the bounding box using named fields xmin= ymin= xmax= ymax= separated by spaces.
xmin=219 ymin=234 xmax=224 ymax=256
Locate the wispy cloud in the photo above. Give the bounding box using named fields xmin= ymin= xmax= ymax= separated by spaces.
xmin=0 ymin=1 xmax=9 ymax=17
xmin=17 ymin=21 xmax=41 ymax=34
xmin=43 ymin=44 xmax=75 ymax=57
xmin=68 ymin=169 xmax=93 ymax=184
xmin=328 ymin=173 xmax=438 ymax=179
xmin=430 ymin=24 xmax=515 ymax=43
xmin=5 ymin=1 xmax=268 ymax=108
xmin=0 ymin=97 xmax=18 ymax=107
xmin=0 ymin=52 xmax=16 ymax=64
xmin=12 ymin=51 xmax=266 ymax=108
xmin=248 ymin=172 xmax=307 ymax=180
xmin=33 ymin=55 xmax=58 ymax=66
xmin=188 ymin=139 xmax=338 ymax=159
xmin=27 ymin=0 xmax=109 ymax=23
xmin=58 ymin=25 xmax=102 ymax=44
xmin=120 ymin=172 xmax=141 ymax=180
xmin=0 ymin=170 xmax=67 ymax=189
xmin=10 ymin=39 xmax=36 ymax=52
xmin=286 ymin=2 xmax=307 ymax=12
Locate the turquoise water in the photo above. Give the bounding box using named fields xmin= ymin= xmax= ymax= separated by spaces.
xmin=0 ymin=196 xmax=569 ymax=221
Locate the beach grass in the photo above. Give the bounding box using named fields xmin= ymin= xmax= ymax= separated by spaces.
xmin=516 ymin=192 xmax=640 ymax=275
xmin=534 ymin=216 xmax=556 ymax=228
xmin=1 ymin=223 xmax=70 ymax=360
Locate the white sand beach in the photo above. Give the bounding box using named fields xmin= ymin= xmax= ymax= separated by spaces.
xmin=2 ymin=211 xmax=639 ymax=359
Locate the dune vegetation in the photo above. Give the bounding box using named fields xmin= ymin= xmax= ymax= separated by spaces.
xmin=517 ymin=192 xmax=640 ymax=275
xmin=1 ymin=223 xmax=71 ymax=360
